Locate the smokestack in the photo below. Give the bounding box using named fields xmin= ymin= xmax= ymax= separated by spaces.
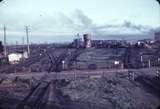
xmin=3 ymin=25 xmax=7 ymax=57
xmin=25 ymin=26 xmax=30 ymax=55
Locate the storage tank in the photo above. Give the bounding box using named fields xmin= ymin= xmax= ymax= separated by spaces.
xmin=83 ymin=34 xmax=91 ymax=48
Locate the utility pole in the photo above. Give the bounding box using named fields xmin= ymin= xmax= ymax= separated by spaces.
xmin=3 ymin=25 xmax=7 ymax=57
xmin=148 ymin=59 xmax=151 ymax=68
xmin=22 ymin=36 xmax=25 ymax=52
xmin=26 ymin=26 xmax=30 ymax=55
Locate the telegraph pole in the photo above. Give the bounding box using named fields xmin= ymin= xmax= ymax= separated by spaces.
xmin=25 ymin=26 xmax=30 ymax=55
xmin=3 ymin=25 xmax=7 ymax=57
xmin=22 ymin=36 xmax=25 ymax=46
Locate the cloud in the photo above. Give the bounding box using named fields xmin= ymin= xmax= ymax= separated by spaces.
xmin=60 ymin=10 xmax=155 ymax=36
xmin=74 ymin=9 xmax=93 ymax=27
xmin=0 ymin=8 xmax=159 ymax=43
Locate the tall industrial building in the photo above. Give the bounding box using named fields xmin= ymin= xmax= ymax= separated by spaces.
xmin=83 ymin=34 xmax=91 ymax=48
xmin=73 ymin=38 xmax=83 ymax=48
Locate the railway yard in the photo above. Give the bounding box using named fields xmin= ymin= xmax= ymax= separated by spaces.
xmin=0 ymin=44 xmax=160 ymax=109
xmin=0 ymin=0 xmax=160 ymax=108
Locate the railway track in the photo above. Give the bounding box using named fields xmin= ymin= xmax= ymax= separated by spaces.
xmin=0 ymin=52 xmax=45 ymax=74
xmin=15 ymin=73 xmax=52 ymax=109
xmin=135 ymin=73 xmax=160 ymax=98
xmin=67 ymin=49 xmax=85 ymax=69
xmin=0 ymin=47 xmax=57 ymax=73
xmin=46 ymin=48 xmax=69 ymax=72
xmin=14 ymin=74 xmax=72 ymax=109
xmin=15 ymin=82 xmax=51 ymax=109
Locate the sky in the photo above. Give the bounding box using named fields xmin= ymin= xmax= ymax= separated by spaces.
xmin=0 ymin=0 xmax=160 ymax=43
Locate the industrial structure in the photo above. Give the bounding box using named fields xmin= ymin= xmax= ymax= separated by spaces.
xmin=71 ymin=33 xmax=92 ymax=48
xmin=155 ymin=31 xmax=160 ymax=41
xmin=83 ymin=34 xmax=92 ymax=48
xmin=0 ymin=29 xmax=160 ymax=109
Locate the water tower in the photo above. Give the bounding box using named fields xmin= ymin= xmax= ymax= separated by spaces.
xmin=83 ymin=34 xmax=91 ymax=48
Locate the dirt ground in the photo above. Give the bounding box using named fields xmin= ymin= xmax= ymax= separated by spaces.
xmin=61 ymin=74 xmax=160 ymax=109
xmin=0 ymin=71 xmax=160 ymax=109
